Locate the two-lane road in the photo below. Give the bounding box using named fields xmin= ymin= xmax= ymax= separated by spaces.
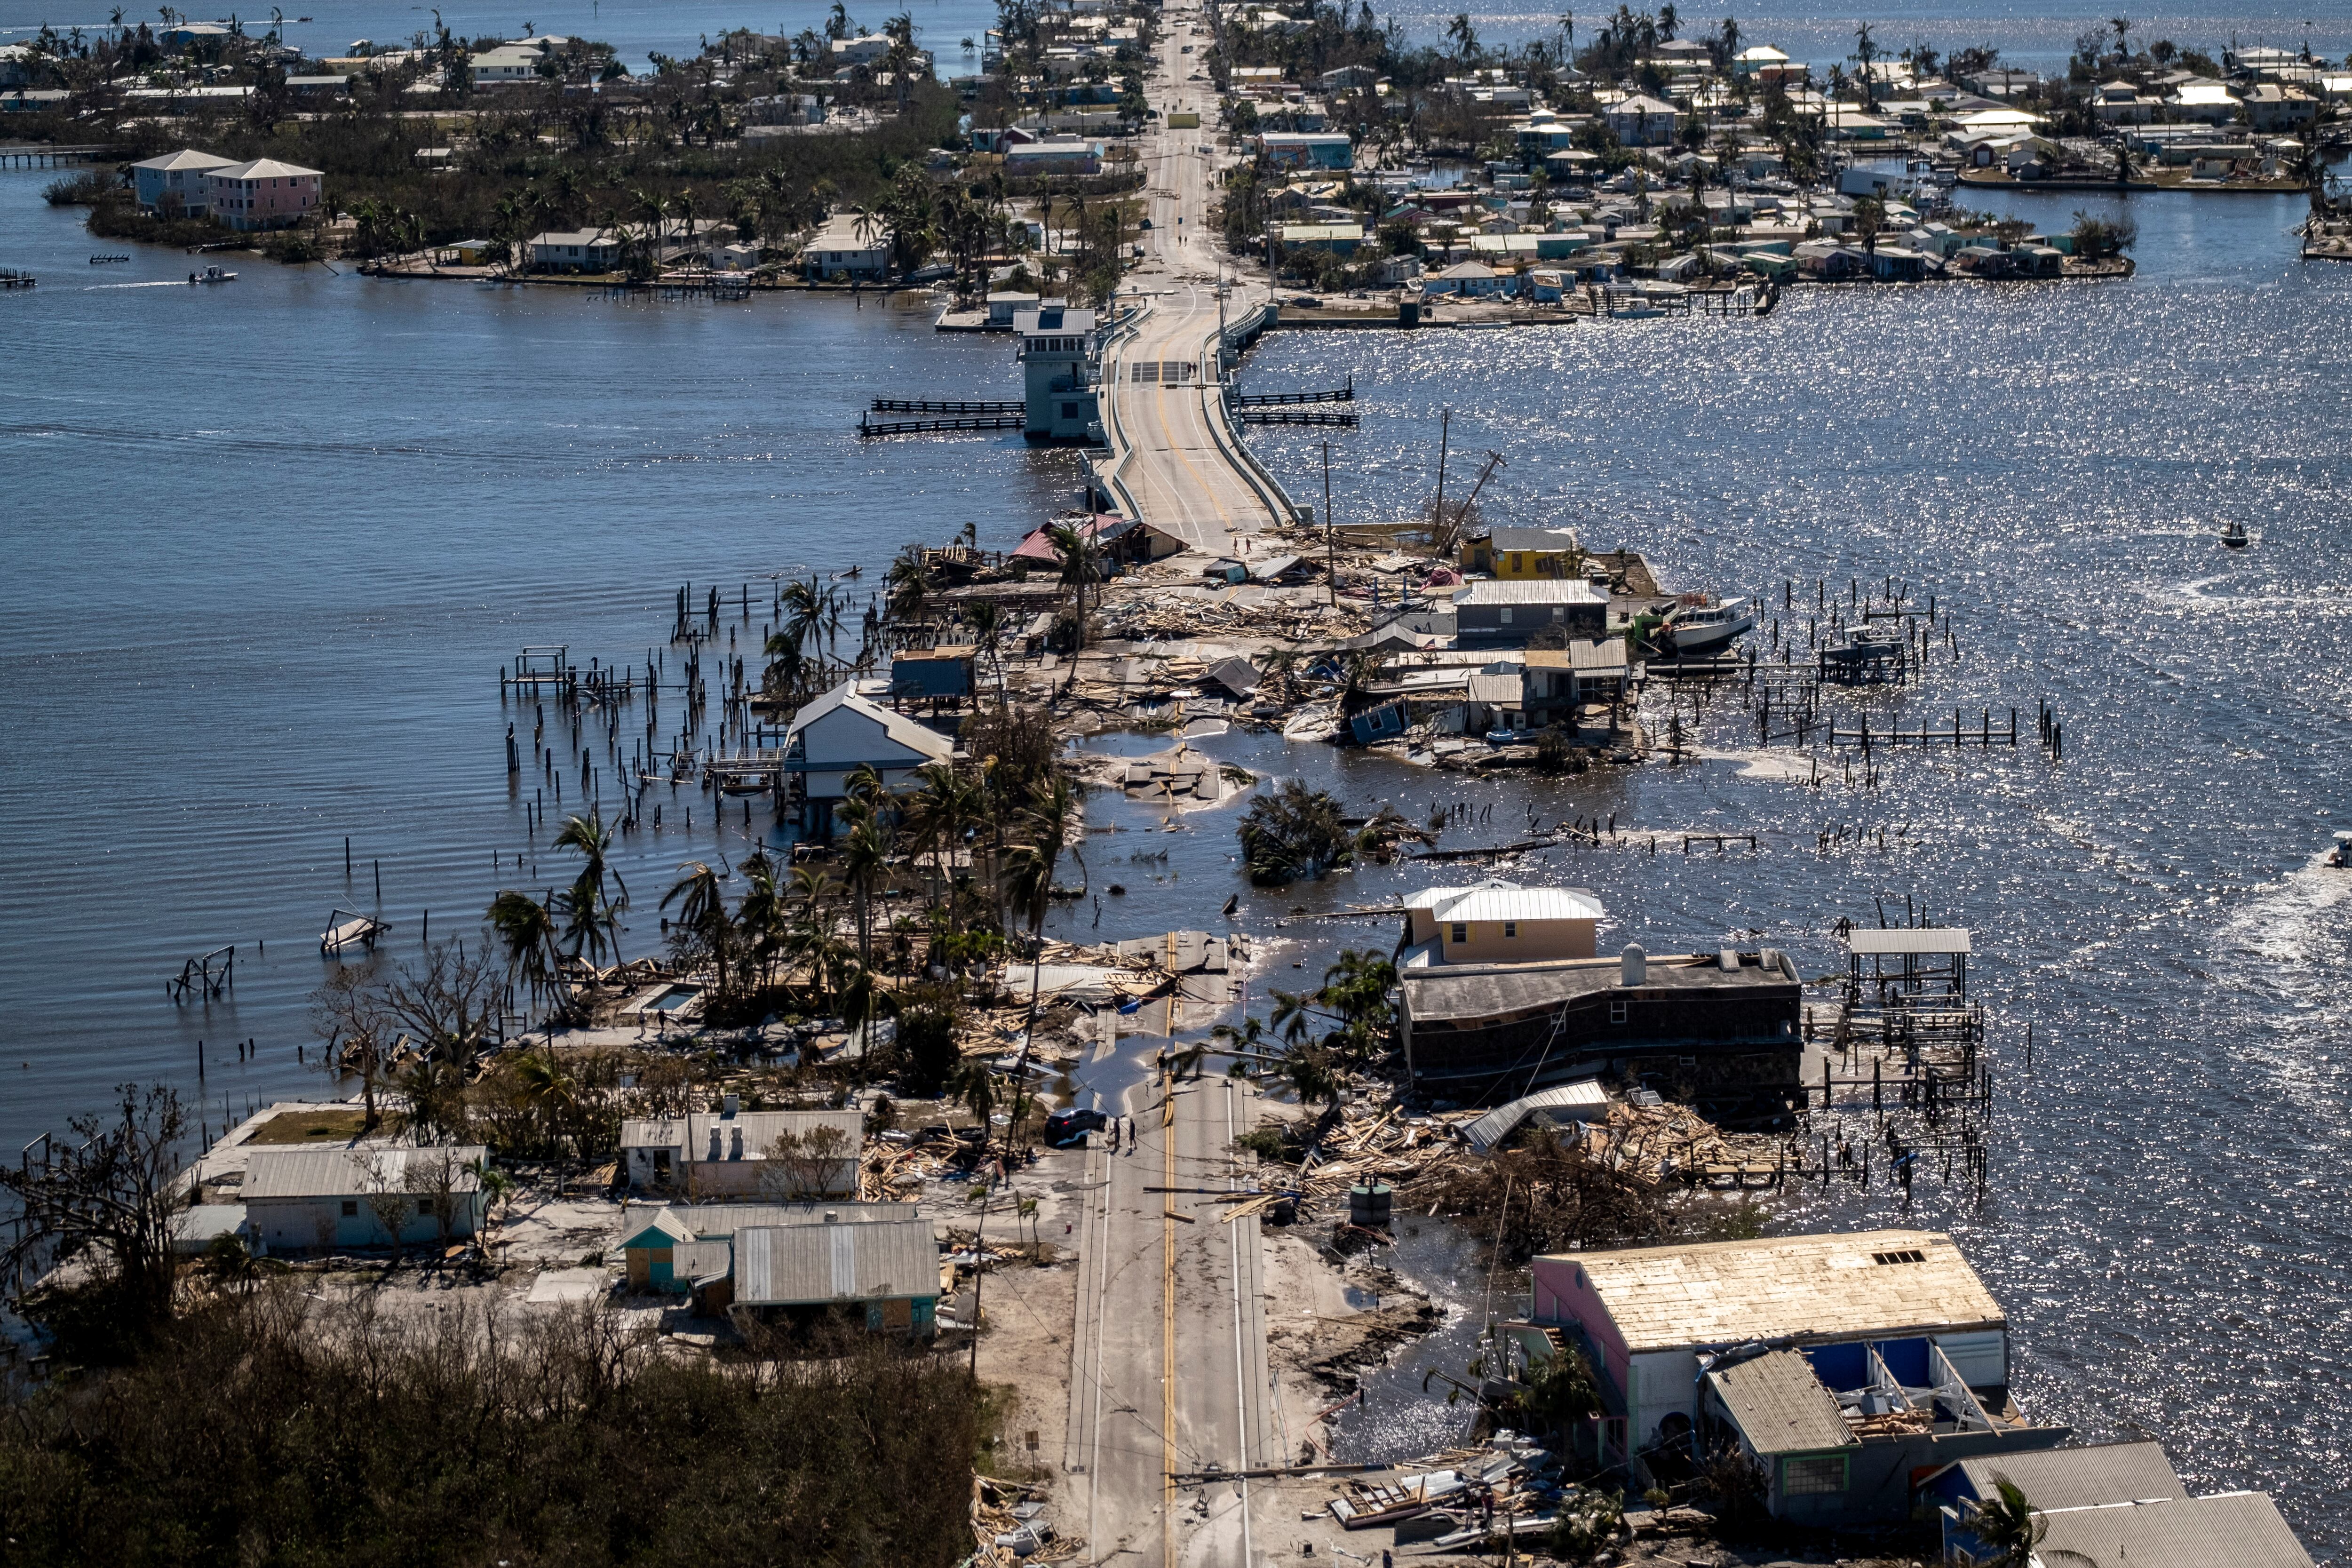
xmin=1096 ymin=8 xmax=1282 ymax=551
xmin=1067 ymin=1063 xmax=1272 ymax=1568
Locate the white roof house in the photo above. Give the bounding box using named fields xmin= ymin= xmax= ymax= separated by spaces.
xmin=620 ymin=1106 xmax=865 ymax=1198
xmin=781 ymin=680 xmax=954 ymax=827
xmin=803 ymin=214 xmax=891 ymax=279
xmin=529 ymin=227 xmax=624 ymax=270
xmin=1403 ymin=878 xmax=1605 ymax=963
xmin=130 ymin=147 xmax=236 ymax=211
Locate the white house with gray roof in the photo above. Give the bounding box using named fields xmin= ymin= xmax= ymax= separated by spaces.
xmin=241 ymin=1144 xmax=488 ymax=1252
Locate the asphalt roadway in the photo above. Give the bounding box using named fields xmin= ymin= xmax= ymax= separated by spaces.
xmin=1065 ymin=1055 xmax=1274 ymax=1568
xmin=1095 ymin=5 xmax=1284 ymax=551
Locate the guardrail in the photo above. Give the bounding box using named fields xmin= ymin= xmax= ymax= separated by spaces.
xmin=1206 ymin=301 xmax=1307 ymax=524
xmin=1094 ymin=299 xmax=1152 ymax=521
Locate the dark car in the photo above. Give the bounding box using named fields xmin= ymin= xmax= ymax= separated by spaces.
xmin=1139 ymin=216 xmax=1154 ymax=229
xmin=1044 ymin=1107 xmax=1108 ymax=1147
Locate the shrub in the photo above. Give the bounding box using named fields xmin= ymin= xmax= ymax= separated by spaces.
xmin=1236 ymin=778 xmax=1354 ymax=884
xmin=0 ymin=1289 xmax=984 ymax=1566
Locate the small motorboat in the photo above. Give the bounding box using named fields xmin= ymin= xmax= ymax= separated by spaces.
xmin=1660 ymin=593 xmax=1757 ymax=656
xmin=2219 ymin=520 xmax=2249 ymax=549
xmin=189 ymin=264 xmax=236 ymax=284
xmin=2328 ymin=831 xmax=2352 ymax=869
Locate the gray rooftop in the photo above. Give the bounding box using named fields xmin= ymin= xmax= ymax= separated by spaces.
xmin=734 ymin=1216 xmax=939 ymax=1306
xmin=1948 ymin=1441 xmax=2187 ymax=1512
xmin=2032 ymin=1492 xmax=2312 ymax=1568
xmin=1463 ymin=1079 xmax=1609 ymax=1154
xmin=242 ymin=1145 xmax=486 ymax=1199
xmin=1846 ymin=927 xmax=1972 ymax=956
xmin=1403 ymin=951 xmax=1796 ymax=1026
xmin=1707 ymin=1349 xmax=1857 ymax=1457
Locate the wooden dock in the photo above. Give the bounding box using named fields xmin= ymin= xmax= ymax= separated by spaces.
xmin=860 ymin=411 xmax=1025 ymax=437
xmin=1831 ymin=708 xmax=2019 ymax=749
xmin=1235 ymin=406 xmax=1358 ymax=426
xmin=869 ymin=397 xmax=1024 ymax=415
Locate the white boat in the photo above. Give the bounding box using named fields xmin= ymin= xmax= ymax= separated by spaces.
xmin=2328 ymin=831 xmax=2352 ymax=869
xmin=189 ymin=264 xmax=236 ymax=284
xmin=1660 ymin=593 xmax=1756 ymax=655
xmin=319 ymin=907 xmax=388 ymax=955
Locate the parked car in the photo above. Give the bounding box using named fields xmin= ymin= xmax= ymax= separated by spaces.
xmin=1045 ymin=1107 xmax=1108 ymax=1147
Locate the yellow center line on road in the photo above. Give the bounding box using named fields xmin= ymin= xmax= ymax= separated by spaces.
xmin=1162 ymin=1073 xmax=1177 ymax=1568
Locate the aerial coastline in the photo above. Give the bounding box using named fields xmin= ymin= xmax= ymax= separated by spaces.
xmin=3 ymin=4 xmax=2352 ymax=1566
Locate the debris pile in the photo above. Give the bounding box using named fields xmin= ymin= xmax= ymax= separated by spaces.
xmin=1324 ymin=1432 xmax=1580 ymax=1548
xmin=970 ymin=1478 xmax=1078 ymax=1564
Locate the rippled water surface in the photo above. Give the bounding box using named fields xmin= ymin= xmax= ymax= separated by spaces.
xmin=7 ymin=158 xmax=2352 ymax=1551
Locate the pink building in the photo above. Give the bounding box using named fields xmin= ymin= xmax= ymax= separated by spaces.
xmin=202 ymin=158 xmax=324 ymax=231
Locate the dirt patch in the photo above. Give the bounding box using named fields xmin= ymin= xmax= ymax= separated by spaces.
xmin=243 ymin=1107 xmax=377 ymax=1145
xmin=972 ymin=1256 xmax=1079 ymax=1476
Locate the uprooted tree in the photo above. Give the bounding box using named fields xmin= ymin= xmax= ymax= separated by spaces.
xmin=0 ymin=1083 xmax=189 ymax=1355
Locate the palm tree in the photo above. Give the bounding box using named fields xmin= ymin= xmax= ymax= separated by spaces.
xmin=736 ymin=848 xmax=786 ymax=988
xmin=553 ymin=810 xmax=626 ymax=961
xmin=486 ymin=889 xmax=564 ymax=1005
xmin=904 ymin=762 xmax=980 ymax=934
xmin=968 ymin=599 xmax=1007 ymax=698
xmin=662 ymin=860 xmax=734 ymax=996
xmin=1047 ymin=521 xmax=1102 ymax=650
xmin=839 ymin=807 xmax=891 ymax=966
xmin=1962 ymin=1477 xmax=2044 ymax=1567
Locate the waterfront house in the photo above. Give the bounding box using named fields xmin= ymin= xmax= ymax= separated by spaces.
xmin=202 ymin=158 xmax=324 ymax=231
xmin=131 ymin=148 xmax=235 ymax=215
xmin=1258 ymin=130 xmax=1354 ymax=170
xmin=2046 ymin=1494 xmax=2313 ymax=1568
xmin=529 ymin=227 xmax=623 ymax=271
xmin=802 ymin=214 xmax=891 ymax=279
xmin=779 ymin=680 xmax=955 ymax=833
xmin=1452 ymin=578 xmax=1607 ymax=645
xmin=729 ymin=1213 xmax=941 ymax=1337
xmin=1732 ymin=44 xmax=1797 ymax=80
xmin=888 ymin=645 xmax=976 ymax=702
xmin=1603 ymin=94 xmax=1679 ymax=147
xmin=1525 ymin=1230 xmax=2061 ymax=1502
xmin=1423 ymin=259 xmax=1502 ymax=297
xmin=470 ymin=42 xmax=543 ymax=81
xmin=2243 ymin=82 xmax=2319 ymax=131
xmin=1923 ymin=1441 xmax=2215 ymax=1560
xmin=243 ymin=1144 xmax=489 ymax=1253
xmin=620 ymin=1102 xmax=865 ymax=1199
xmin=1522 ymin=640 xmax=1630 ymax=718
xmin=830 ymin=32 xmax=895 ymax=66
xmin=1399 ymin=938 xmax=1803 ymax=1100
xmin=1461 ymin=525 xmax=1582 ymax=579
xmin=1403 ymin=879 xmax=1603 ymax=963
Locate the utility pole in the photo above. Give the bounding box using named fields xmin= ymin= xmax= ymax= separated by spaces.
xmin=1322 ymin=440 xmax=1336 ymax=605
xmin=1431 ymin=408 xmax=1451 ymax=546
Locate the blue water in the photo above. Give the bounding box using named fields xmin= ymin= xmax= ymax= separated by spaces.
xmin=6 ymin=75 xmax=2352 ymax=1563
xmin=3 ymin=0 xmax=2345 ymax=74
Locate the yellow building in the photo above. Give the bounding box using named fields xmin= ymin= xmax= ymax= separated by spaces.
xmin=1402 ymin=878 xmax=1604 ymax=963
xmin=1462 ymin=525 xmax=1585 ymax=580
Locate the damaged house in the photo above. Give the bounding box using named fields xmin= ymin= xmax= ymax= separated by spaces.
xmin=1521 ymin=1230 xmax=2068 ymax=1520
xmin=1395 ymin=881 xmax=1802 ymax=1109
xmin=619 ymin=1099 xmax=865 ymax=1200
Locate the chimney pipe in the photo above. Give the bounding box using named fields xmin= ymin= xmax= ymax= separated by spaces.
xmin=1621 ymin=942 xmax=1646 ymax=987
